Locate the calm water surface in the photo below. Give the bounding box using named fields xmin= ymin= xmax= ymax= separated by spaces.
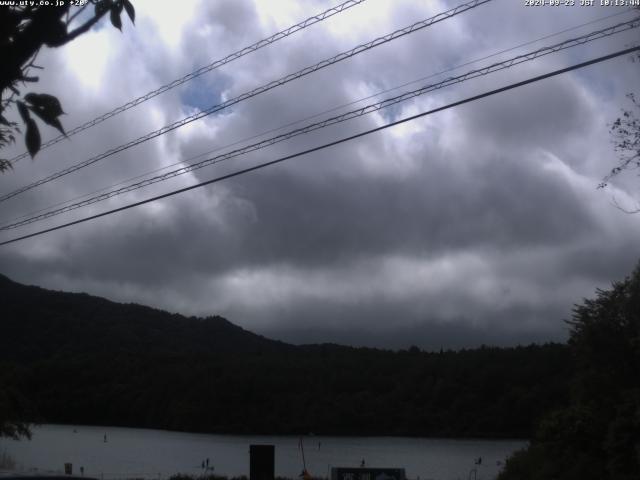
xmin=0 ymin=425 xmax=526 ymax=480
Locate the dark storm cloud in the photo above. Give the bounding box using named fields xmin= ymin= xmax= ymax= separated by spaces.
xmin=1 ymin=140 xmax=601 ymax=283
xmin=457 ymin=74 xmax=593 ymax=149
xmin=217 ymin=257 xmax=579 ymax=350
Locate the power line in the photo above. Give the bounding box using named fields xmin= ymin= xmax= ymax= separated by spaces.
xmin=0 ymin=0 xmax=491 ymax=203
xmin=1 ymin=45 xmax=636 ymax=247
xmin=3 ymin=17 xmax=637 ymax=232
xmin=6 ymin=7 xmax=631 ymax=228
xmin=7 ymin=0 xmax=367 ymax=165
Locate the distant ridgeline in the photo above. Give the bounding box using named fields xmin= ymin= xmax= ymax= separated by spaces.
xmin=0 ymin=274 xmax=570 ymax=438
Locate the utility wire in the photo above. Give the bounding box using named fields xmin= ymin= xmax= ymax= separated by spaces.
xmin=7 ymin=0 xmax=367 ymax=165
xmin=1 ymin=45 xmax=637 ymax=247
xmin=2 ymin=18 xmax=637 ymax=232
xmin=6 ymin=7 xmax=631 ymax=227
xmin=0 ymin=0 xmax=491 ymax=203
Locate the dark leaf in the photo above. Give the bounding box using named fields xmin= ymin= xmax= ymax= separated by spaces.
xmin=0 ymin=159 xmax=14 ymax=173
xmin=43 ymin=19 xmax=68 ymax=47
xmin=51 ymin=117 xmax=66 ymax=136
xmin=0 ymin=115 xmax=10 ymax=127
xmin=25 ymin=119 xmax=41 ymax=158
xmin=123 ymin=0 xmax=135 ymax=24
xmin=110 ymin=5 xmax=122 ymax=31
xmin=16 ymin=101 xmax=30 ymax=123
xmin=24 ymin=93 xmax=65 ymax=117
xmin=95 ymin=0 xmax=110 ymax=16
xmin=28 ymin=106 xmax=66 ymax=136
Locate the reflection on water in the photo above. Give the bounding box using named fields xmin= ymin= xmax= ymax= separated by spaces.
xmin=0 ymin=425 xmax=526 ymax=480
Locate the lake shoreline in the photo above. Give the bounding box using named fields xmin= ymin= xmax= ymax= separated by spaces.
xmin=21 ymin=422 xmax=529 ymax=443
xmin=1 ymin=424 xmax=526 ymax=480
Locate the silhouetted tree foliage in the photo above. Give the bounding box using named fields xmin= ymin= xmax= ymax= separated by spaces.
xmin=0 ymin=0 xmax=135 ymax=437
xmin=0 ymin=370 xmax=32 ymax=440
xmin=0 ymin=274 xmax=571 ymax=438
xmin=600 ymin=91 xmax=640 ymax=206
xmin=599 ymin=34 xmax=640 ymax=212
xmin=499 ymin=262 xmax=640 ymax=480
xmin=0 ymin=0 xmax=135 ymax=172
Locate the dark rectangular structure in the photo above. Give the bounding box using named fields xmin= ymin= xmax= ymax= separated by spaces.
xmin=331 ymin=468 xmax=406 ymax=480
xmin=250 ymin=444 xmax=275 ymax=480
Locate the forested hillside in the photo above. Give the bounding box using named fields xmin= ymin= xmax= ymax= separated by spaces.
xmin=1 ymin=274 xmax=570 ymax=438
xmin=498 ymin=263 xmax=640 ymax=480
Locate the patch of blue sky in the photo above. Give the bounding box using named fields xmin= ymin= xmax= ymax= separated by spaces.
xmin=179 ymin=75 xmax=230 ymax=114
xmin=377 ymin=101 xmax=407 ymax=124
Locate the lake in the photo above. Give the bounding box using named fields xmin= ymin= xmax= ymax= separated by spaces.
xmin=0 ymin=425 xmax=526 ymax=480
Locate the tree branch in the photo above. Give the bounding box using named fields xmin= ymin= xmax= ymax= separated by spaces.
xmin=67 ymin=4 xmax=90 ymax=26
xmin=63 ymin=9 xmax=109 ymax=44
xmin=611 ymin=195 xmax=640 ymax=214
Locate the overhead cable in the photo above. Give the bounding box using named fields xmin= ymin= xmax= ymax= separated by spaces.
xmin=7 ymin=0 xmax=368 ymax=164
xmin=0 ymin=0 xmax=491 ymax=203
xmin=7 ymin=7 xmax=631 ymax=227
xmin=1 ymin=45 xmax=637 ymax=247
xmin=2 ymin=17 xmax=638 ymax=231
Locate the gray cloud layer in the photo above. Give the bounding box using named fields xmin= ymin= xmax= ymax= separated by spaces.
xmin=1 ymin=0 xmax=639 ymax=350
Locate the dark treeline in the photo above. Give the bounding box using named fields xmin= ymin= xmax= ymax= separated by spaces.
xmin=0 ymin=274 xmax=570 ymax=438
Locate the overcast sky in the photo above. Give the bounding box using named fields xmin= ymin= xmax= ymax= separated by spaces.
xmin=1 ymin=0 xmax=639 ymax=350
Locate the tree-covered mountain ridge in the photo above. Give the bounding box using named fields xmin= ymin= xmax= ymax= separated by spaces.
xmin=0 ymin=273 xmax=571 ymax=438
xmin=0 ymin=273 xmax=290 ymax=359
